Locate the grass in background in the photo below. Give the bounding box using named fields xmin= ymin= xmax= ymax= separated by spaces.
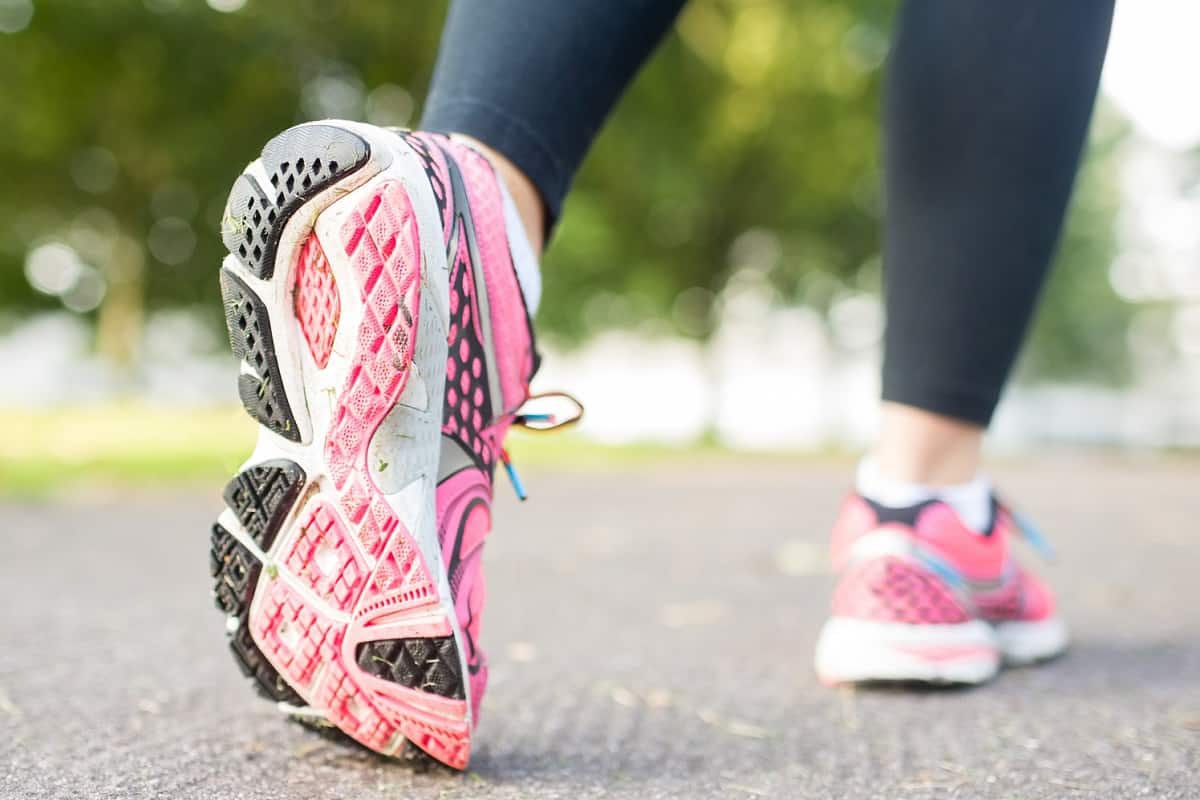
xmin=4 ymin=405 xmax=1185 ymax=499
xmin=0 ymin=406 xmax=255 ymax=496
xmin=0 ymin=405 xmax=784 ymax=497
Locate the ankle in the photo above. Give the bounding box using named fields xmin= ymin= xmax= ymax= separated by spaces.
xmin=450 ymin=135 xmax=546 ymax=254
xmin=856 ymin=455 xmax=993 ymax=531
xmin=871 ymin=403 xmax=984 ymax=485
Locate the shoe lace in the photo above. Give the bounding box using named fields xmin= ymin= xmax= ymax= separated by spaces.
xmin=1002 ymin=501 xmax=1056 ymax=562
xmin=490 ymin=391 xmax=584 ymax=502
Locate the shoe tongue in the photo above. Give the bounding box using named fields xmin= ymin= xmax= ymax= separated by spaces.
xmin=496 ymin=176 xmax=541 ymax=317
xmin=490 ymin=171 xmax=543 ymax=383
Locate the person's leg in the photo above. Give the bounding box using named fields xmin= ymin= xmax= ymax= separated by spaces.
xmin=876 ymin=0 xmax=1115 ymax=485
xmin=817 ymin=1 xmax=1114 ymax=686
xmin=422 ymin=0 xmax=689 ymax=252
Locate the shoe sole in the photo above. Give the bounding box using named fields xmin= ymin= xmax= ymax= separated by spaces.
xmin=815 ymin=618 xmax=1001 ymax=685
xmin=814 ymin=616 xmax=1068 ymax=685
xmin=995 ymin=616 xmax=1069 ymax=666
xmin=210 ymin=120 xmax=474 ymax=769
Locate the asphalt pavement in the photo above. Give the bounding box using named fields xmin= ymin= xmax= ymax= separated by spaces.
xmin=2 ymin=456 xmax=1198 ymax=799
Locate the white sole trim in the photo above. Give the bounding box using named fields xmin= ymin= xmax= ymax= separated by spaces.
xmin=994 ymin=616 xmax=1069 ymax=666
xmin=815 ymin=618 xmax=1001 ymax=685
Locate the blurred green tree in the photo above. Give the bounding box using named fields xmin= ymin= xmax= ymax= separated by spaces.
xmin=0 ymin=0 xmax=1132 ymax=382
xmin=1018 ymin=104 xmax=1133 ymax=385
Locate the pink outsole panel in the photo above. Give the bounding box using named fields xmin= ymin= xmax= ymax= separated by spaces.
xmin=294 ymin=235 xmax=340 ymax=369
xmin=325 ymin=180 xmax=422 ymax=491
xmin=283 ymin=500 xmax=370 ymax=613
xmin=248 ymin=181 xmax=472 ymax=769
xmin=253 ymin=578 xmax=342 ymax=691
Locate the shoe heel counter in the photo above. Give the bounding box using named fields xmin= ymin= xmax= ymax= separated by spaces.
xmin=832 ymin=556 xmax=971 ymax=625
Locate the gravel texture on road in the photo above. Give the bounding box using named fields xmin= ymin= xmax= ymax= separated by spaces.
xmin=2 ymin=458 xmax=1198 ymax=799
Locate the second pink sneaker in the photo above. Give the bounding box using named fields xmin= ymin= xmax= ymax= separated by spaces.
xmin=814 ymin=494 xmax=1068 ymax=685
xmin=211 ymin=121 xmax=545 ymax=768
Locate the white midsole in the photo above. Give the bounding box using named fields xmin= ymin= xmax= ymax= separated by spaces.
xmin=815 ymin=615 xmax=1069 ymax=685
xmin=815 ymin=618 xmax=1000 ymax=685
xmin=994 ymin=616 xmax=1070 ymax=666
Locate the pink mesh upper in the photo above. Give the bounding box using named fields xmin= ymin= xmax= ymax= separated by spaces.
xmin=441 ymin=231 xmax=497 ymax=469
xmin=442 ymin=140 xmax=535 ymax=416
xmin=403 ymin=133 xmax=537 ymax=722
xmin=828 ymin=493 xmax=1057 ymax=626
xmin=832 ymin=556 xmax=971 ymax=624
xmin=399 ymin=132 xmax=453 ymax=241
xmin=830 ymin=494 xmax=888 ymax=570
xmin=912 ymin=502 xmax=1010 ymax=583
xmin=975 ymin=566 xmax=1055 ymax=622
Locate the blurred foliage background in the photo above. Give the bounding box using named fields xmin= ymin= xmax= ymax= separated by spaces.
xmin=1 ymin=0 xmax=1133 ymax=382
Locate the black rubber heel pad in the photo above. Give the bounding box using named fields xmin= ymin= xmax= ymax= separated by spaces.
xmin=211 ymin=459 xmax=307 ymax=705
xmin=355 ymin=637 xmax=466 ymax=700
xmin=210 ymin=523 xmax=305 ymax=705
xmin=220 ymin=268 xmax=300 ymax=442
xmin=222 ymin=459 xmax=306 ymax=550
xmin=210 ymin=522 xmax=257 ymax=616
xmin=222 ymin=124 xmax=370 ymax=279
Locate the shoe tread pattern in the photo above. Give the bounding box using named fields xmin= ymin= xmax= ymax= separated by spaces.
xmin=211 ymin=461 xmax=307 ymax=704
xmin=223 ymin=125 xmax=369 ymax=280
xmin=222 ymin=459 xmax=306 ymax=548
xmin=356 ymin=637 xmax=465 ymax=700
xmin=215 ymin=126 xmax=473 ymax=768
xmin=220 ymin=268 xmax=301 ymax=441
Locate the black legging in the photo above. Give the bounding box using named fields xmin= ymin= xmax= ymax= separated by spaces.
xmin=422 ymin=1 xmax=1115 ymax=427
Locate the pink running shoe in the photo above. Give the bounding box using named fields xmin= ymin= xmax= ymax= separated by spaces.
xmin=814 ymin=494 xmax=1068 ymax=685
xmin=210 ymin=121 xmax=547 ymax=768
